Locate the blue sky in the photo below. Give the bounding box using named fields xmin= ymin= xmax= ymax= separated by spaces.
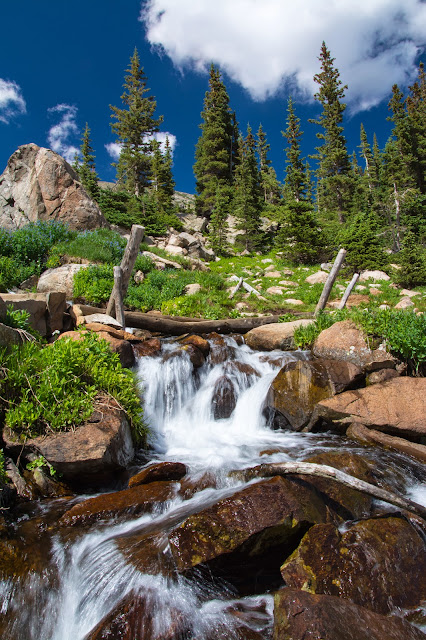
xmin=1 ymin=1 xmax=425 ymax=195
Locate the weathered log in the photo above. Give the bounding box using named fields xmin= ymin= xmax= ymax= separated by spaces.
xmin=241 ymin=461 xmax=426 ymax=520
xmin=338 ymin=273 xmax=359 ymax=310
xmin=229 ymin=275 xmax=262 ymax=297
xmin=229 ymin=276 xmax=243 ymax=299
xmin=315 ymin=248 xmax=347 ymax=315
xmin=123 ymin=312 xmax=282 ymax=335
xmin=107 ymin=224 xmax=144 ymax=317
xmin=113 ymin=266 xmax=125 ymax=328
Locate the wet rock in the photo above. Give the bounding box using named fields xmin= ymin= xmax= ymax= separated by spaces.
xmin=132 ymin=328 xmax=153 ymax=340
xmin=178 ymin=472 xmax=217 ymax=500
xmin=266 ymin=359 xmax=363 ymax=431
xmin=129 ymin=462 xmax=187 ymax=487
xmin=115 ymin=531 xmax=175 ymax=576
xmin=84 ymin=590 xmax=187 ymax=640
xmin=180 ymin=334 xmax=210 ymax=356
xmin=245 ymin=320 xmax=315 ymax=351
xmin=180 ymin=343 xmax=205 ymax=368
xmin=3 ymin=397 xmax=135 ymax=486
xmin=202 ymin=598 xmax=273 ymax=640
xmin=60 ymin=480 xmax=177 ymax=527
xmin=211 ymin=375 xmax=237 ymax=419
xmin=314 ymin=377 xmax=426 ymax=438
xmin=273 ymin=588 xmax=426 ymax=640
xmin=224 ymin=360 xmax=260 ymax=379
xmin=168 ymin=476 xmax=328 ymax=572
xmin=280 ymin=516 xmax=426 ymax=615
xmin=206 ymin=332 xmax=237 ymax=364
xmin=347 ymin=423 xmax=426 ymax=464
xmin=312 ymin=320 xmax=396 ymax=372
xmin=133 ymin=337 xmax=162 ymax=357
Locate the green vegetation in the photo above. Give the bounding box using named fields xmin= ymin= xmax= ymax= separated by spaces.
xmin=0 ymin=449 xmax=7 ymax=484
xmin=0 ymin=333 xmax=145 ymax=442
xmin=4 ymin=306 xmax=32 ymax=331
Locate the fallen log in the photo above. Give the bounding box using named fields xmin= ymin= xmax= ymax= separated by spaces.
xmin=123 ymin=312 xmax=282 ymax=335
xmin=241 ymin=461 xmax=426 ymax=520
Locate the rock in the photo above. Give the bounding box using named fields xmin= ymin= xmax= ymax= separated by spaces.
xmin=133 ymin=270 xmax=145 ymax=284
xmin=211 ymin=375 xmax=237 ymax=419
xmin=128 ymin=462 xmax=187 ymax=488
xmin=132 ymin=329 xmax=153 ymax=340
xmin=347 ymin=423 xmax=426 ymax=463
xmin=165 ymin=244 xmax=187 ymax=256
xmin=133 ymin=337 xmax=162 ymax=357
xmin=273 ymin=588 xmax=426 ymax=640
xmin=369 ymin=287 xmax=381 ymax=295
xmin=355 ymin=284 xmax=367 ymax=291
xmin=395 ymin=296 xmax=415 ymax=309
xmin=265 ymin=271 xmax=282 ymax=278
xmin=264 ymin=264 xmax=277 ymax=272
xmin=321 ymin=262 xmax=333 ymax=271
xmin=168 ymin=476 xmax=328 ymax=572
xmin=314 ymin=377 xmax=426 ymax=438
xmin=266 ymin=359 xmax=364 ymax=431
xmin=0 ymin=292 xmax=48 ymax=335
xmin=400 ymin=289 xmax=421 ymax=297
xmin=179 ymin=334 xmax=210 ymax=356
xmin=180 ymin=343 xmax=205 ymax=368
xmin=266 ymin=286 xmax=283 ymax=295
xmin=0 ymin=144 xmax=106 ymax=231
xmin=245 ymin=320 xmax=315 ymax=351
xmin=37 ymin=263 xmax=89 ymax=298
xmin=46 ymin=291 xmax=66 ymax=333
xmin=366 ymin=368 xmax=399 ymax=385
xmin=83 ymin=323 xmax=141 ymax=342
xmin=359 ymin=270 xmax=390 ymax=282
xmin=79 ymin=313 xmax=123 ymax=328
xmin=206 ymin=332 xmax=237 ymax=364
xmin=280 ymin=516 xmax=426 ymax=615
xmin=305 ymin=271 xmax=328 ymax=284
xmin=60 ymin=480 xmax=177 ymax=527
xmin=283 ymin=298 xmax=304 ymax=305
xmin=312 ymin=320 xmax=396 ymax=371
xmin=278 ymin=280 xmax=298 ymax=287
xmin=19 ymin=274 xmax=39 ymax=290
xmin=0 ymin=321 xmax=27 ymax=347
xmin=59 ymin=329 xmax=135 ymax=367
xmin=184 ymin=283 xmax=201 ymax=295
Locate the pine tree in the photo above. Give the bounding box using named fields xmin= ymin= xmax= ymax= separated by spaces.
xmin=233 ymin=126 xmax=263 ymax=251
xmin=209 ymin=184 xmax=230 ymax=255
xmin=256 ymin=124 xmax=280 ymax=204
xmin=310 ymin=42 xmax=352 ymax=223
xmin=110 ymin=48 xmax=163 ymax=196
xmin=406 ymin=63 xmax=426 ymax=194
xmin=77 ymin=123 xmax=100 ymax=201
xmin=151 ymin=136 xmax=175 ymax=216
xmin=193 ymin=65 xmax=234 ymax=217
xmin=283 ymin=97 xmax=307 ymax=202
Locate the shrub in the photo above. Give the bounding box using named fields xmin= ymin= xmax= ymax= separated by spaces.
xmin=0 ymin=333 xmax=146 ymax=442
xmin=73 ymin=264 xmax=114 ymax=304
xmin=4 ymin=306 xmax=32 ymax=331
xmin=49 ymin=228 xmax=126 ymax=265
xmin=0 ymin=256 xmax=38 ymax=291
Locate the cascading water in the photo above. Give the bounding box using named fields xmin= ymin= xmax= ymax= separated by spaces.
xmin=1 ymin=336 xmax=425 ymax=639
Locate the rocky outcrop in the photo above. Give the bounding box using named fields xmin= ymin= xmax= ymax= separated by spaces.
xmin=273 ymin=588 xmax=426 ymax=640
xmin=266 ymin=359 xmax=363 ymax=431
xmin=0 ymin=144 xmax=107 ymax=231
xmin=347 ymin=422 xmax=426 ymax=463
xmin=245 ymin=320 xmax=314 ymax=351
xmin=37 ymin=264 xmax=89 ymax=298
xmin=280 ymin=516 xmax=426 ymax=615
xmin=312 ymin=320 xmax=396 ymax=371
xmin=313 ymin=377 xmax=426 ymax=438
xmin=0 ymin=292 xmax=66 ymax=336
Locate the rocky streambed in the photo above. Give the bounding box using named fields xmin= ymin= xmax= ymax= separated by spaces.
xmin=1 ymin=326 xmax=426 ymax=640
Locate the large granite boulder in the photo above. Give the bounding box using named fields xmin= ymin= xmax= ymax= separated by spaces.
xmin=0 ymin=144 xmax=107 ymax=231
xmin=280 ymin=516 xmax=426 ymax=615
xmin=37 ymin=264 xmax=89 ymax=298
xmin=312 ymin=320 xmax=396 ymax=371
xmin=265 ymin=359 xmax=363 ymax=431
xmin=245 ymin=320 xmax=314 ymax=351
xmin=313 ymin=377 xmax=426 ymax=438
xmin=273 ymin=588 xmax=426 ymax=640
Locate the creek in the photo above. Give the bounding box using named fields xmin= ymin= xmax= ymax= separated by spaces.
xmin=1 ymin=336 xmax=425 ymax=639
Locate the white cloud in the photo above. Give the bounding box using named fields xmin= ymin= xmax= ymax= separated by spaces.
xmin=141 ymin=0 xmax=426 ymax=111
xmin=47 ymin=104 xmax=80 ymax=163
xmin=0 ymin=79 xmax=26 ymax=123
xmin=105 ymin=132 xmax=177 ymax=159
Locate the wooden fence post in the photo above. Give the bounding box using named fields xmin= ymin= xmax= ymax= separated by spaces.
xmin=338 ymin=273 xmax=359 ymax=310
xmin=106 ymin=224 xmax=144 ymax=317
xmin=113 ymin=266 xmax=126 ymax=328
xmin=315 ymin=248 xmax=347 ymax=316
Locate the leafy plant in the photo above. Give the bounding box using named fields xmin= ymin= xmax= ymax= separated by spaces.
xmin=26 ymin=455 xmax=57 ymax=477
xmin=0 ymin=333 xmax=146 ymax=442
xmin=4 ymin=306 xmax=32 ymax=331
xmin=73 ymin=264 xmax=115 ymax=304
xmin=49 ymin=228 xmax=126 ymax=265
xmin=0 ymin=449 xmax=7 ymax=484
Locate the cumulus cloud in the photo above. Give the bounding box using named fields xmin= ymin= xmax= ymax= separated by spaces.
xmin=0 ymin=79 xmax=26 ymax=124
xmin=105 ymin=132 xmax=177 ymax=159
xmin=141 ymin=0 xmax=426 ymax=111
xmin=47 ymin=104 xmax=80 ymax=163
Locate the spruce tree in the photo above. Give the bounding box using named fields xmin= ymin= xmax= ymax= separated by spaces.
xmin=77 ymin=123 xmax=100 ymax=201
xmin=193 ymin=65 xmax=234 ymax=217
xmin=110 ymin=48 xmax=163 ymax=196
xmin=310 ymin=42 xmax=352 ymax=223
xmin=151 ymin=136 xmax=175 ymax=217
xmin=256 ymin=124 xmax=280 ymax=205
xmin=283 ymin=97 xmax=307 ymax=202
xmin=407 ymin=62 xmax=426 ymax=194
xmin=210 ymin=184 xmax=230 ymax=255
xmin=233 ymin=126 xmax=263 ymax=251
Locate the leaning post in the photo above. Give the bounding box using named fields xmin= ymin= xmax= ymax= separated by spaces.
xmin=113 ymin=266 xmax=126 ymax=328
xmin=314 ymin=248 xmax=347 ymax=316
xmin=107 ymin=224 xmax=145 ymax=318
xmin=338 ymin=272 xmax=359 ymax=310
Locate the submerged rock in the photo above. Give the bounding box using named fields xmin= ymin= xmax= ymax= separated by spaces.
xmin=273 ymin=588 xmax=426 ymax=640
xmin=128 ymin=462 xmax=187 ymax=487
xmin=211 ymin=375 xmax=237 ymax=419
xmin=280 ymin=516 xmax=426 ymax=615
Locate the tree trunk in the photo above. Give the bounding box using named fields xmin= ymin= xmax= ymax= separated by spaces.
xmin=107 ymin=224 xmax=145 ymax=317
xmin=315 ymin=248 xmax=347 ymax=315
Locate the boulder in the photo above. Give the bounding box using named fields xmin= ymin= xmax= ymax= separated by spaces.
xmin=305 ymin=271 xmax=328 ymax=284
xmin=273 ymin=588 xmax=426 ymax=640
xmin=265 ymin=271 xmax=282 ymax=278
xmin=179 ymin=334 xmax=210 ymax=356
xmin=133 ymin=338 xmax=162 ymax=357
xmin=37 ymin=263 xmax=89 ymax=298
xmin=347 ymin=423 xmax=426 ymax=464
xmin=0 ymin=292 xmax=48 ymax=335
xmin=0 ymin=322 xmax=27 ymax=347
xmin=128 ymin=462 xmax=187 ymax=488
xmin=395 ymin=296 xmax=415 ymax=309
xmin=312 ymin=320 xmax=396 ymax=371
xmin=265 ymin=359 xmax=363 ymax=431
xmin=359 ymin=270 xmax=390 ymax=282
xmin=266 ymin=286 xmax=283 ymax=295
xmin=211 ymin=375 xmax=237 ymax=419
xmin=184 ymin=283 xmax=201 ymax=295
xmin=60 ymin=480 xmax=177 ymax=527
xmin=314 ymin=377 xmax=426 ymax=438
xmin=3 ymin=397 xmax=134 ymax=486
xmin=179 ymin=343 xmax=205 ymax=368
xmin=168 ymin=476 xmax=328 ymax=572
xmin=280 ymin=516 xmax=426 ymax=615
xmin=78 ymin=313 xmax=123 ymax=328
xmin=0 ymin=144 xmax=106 ymax=231
xmin=244 ymin=320 xmax=315 ymax=351
xmin=366 ymin=368 xmax=399 ymax=385
xmin=283 ymin=298 xmax=304 ymax=306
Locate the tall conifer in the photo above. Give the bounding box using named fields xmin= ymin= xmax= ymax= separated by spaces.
xmin=234 ymin=126 xmax=263 ymax=250
xmin=77 ymin=123 xmax=100 ymax=201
